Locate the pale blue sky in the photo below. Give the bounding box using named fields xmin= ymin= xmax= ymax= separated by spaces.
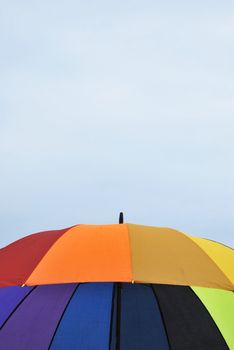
xmin=0 ymin=0 xmax=233 ymax=247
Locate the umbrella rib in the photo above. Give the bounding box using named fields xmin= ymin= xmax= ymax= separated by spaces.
xmin=180 ymin=232 xmax=234 ymax=290
xmin=190 ymin=286 xmax=231 ymax=349
xmin=48 ymin=283 xmax=80 ymax=350
xmin=0 ymin=285 xmax=37 ymax=331
xmin=23 ymin=225 xmax=78 ymax=286
xmin=150 ymin=284 xmax=172 ymax=350
xmin=108 ymin=283 xmax=116 ymax=350
xmin=116 ymin=282 xmax=122 ymax=350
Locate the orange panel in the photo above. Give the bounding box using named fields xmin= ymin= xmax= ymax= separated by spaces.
xmin=26 ymin=224 xmax=132 ymax=285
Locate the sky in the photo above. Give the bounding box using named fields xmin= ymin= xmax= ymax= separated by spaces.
xmin=0 ymin=0 xmax=233 ymax=247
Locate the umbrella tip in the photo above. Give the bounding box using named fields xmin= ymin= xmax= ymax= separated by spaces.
xmin=119 ymin=212 xmax=124 ymax=224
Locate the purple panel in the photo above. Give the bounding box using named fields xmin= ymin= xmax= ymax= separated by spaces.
xmin=0 ymin=286 xmax=33 ymax=328
xmin=0 ymin=283 xmax=77 ymax=350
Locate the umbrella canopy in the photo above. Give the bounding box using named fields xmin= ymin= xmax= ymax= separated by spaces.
xmin=0 ymin=223 xmax=233 ymax=289
xmin=0 ymin=221 xmax=233 ymax=349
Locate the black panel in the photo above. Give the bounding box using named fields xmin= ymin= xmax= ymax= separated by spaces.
xmin=153 ymin=284 xmax=229 ymax=350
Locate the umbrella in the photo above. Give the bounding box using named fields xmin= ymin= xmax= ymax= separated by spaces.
xmin=0 ymin=214 xmax=233 ymax=349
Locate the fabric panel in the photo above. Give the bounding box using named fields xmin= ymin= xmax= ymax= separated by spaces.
xmin=50 ymin=283 xmax=113 ymax=350
xmin=128 ymin=224 xmax=233 ymax=290
xmin=120 ymin=283 xmax=170 ymax=350
xmin=0 ymin=286 xmax=33 ymax=328
xmin=26 ymin=225 xmax=132 ymax=285
xmin=0 ymin=284 xmax=77 ymax=350
xmin=192 ymin=287 xmax=234 ymax=350
xmin=153 ymin=284 xmax=229 ymax=350
xmin=185 ymin=234 xmax=234 ymax=284
xmin=0 ymin=227 xmax=69 ymax=287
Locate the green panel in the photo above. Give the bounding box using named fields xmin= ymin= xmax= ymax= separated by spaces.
xmin=192 ymin=287 xmax=234 ymax=350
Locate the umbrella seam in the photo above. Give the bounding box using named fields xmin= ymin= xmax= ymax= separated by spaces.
xmin=150 ymin=284 xmax=172 ymax=350
xmin=116 ymin=282 xmax=122 ymax=350
xmin=48 ymin=283 xmax=80 ymax=350
xmin=126 ymin=224 xmax=134 ymax=282
xmin=179 ymin=231 xmax=234 ymax=290
xmin=190 ymin=286 xmax=230 ymax=349
xmin=24 ymin=225 xmax=79 ymax=286
xmin=0 ymin=286 xmax=37 ymax=331
xmin=108 ymin=283 xmax=116 ymax=350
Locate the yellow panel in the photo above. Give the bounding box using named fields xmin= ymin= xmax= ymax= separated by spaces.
xmin=184 ymin=234 xmax=234 ymax=284
xmin=128 ymin=224 xmax=233 ymax=290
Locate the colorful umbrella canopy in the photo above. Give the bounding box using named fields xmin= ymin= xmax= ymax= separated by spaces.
xmin=0 ymin=219 xmax=233 ymax=349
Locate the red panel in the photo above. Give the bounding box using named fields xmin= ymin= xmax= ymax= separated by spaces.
xmin=0 ymin=227 xmax=70 ymax=287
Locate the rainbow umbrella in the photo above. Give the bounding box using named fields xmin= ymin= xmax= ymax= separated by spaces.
xmin=0 ymin=215 xmax=233 ymax=349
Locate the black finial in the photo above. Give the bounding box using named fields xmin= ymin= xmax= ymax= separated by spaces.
xmin=119 ymin=212 xmax=124 ymax=224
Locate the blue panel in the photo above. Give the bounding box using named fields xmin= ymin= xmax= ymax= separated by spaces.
xmin=50 ymin=283 xmax=113 ymax=350
xmin=120 ymin=284 xmax=170 ymax=350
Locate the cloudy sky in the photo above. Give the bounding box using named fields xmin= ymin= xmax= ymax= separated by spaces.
xmin=1 ymin=0 xmax=233 ymax=247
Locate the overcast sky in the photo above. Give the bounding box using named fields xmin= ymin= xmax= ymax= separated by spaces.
xmin=0 ymin=0 xmax=233 ymax=247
